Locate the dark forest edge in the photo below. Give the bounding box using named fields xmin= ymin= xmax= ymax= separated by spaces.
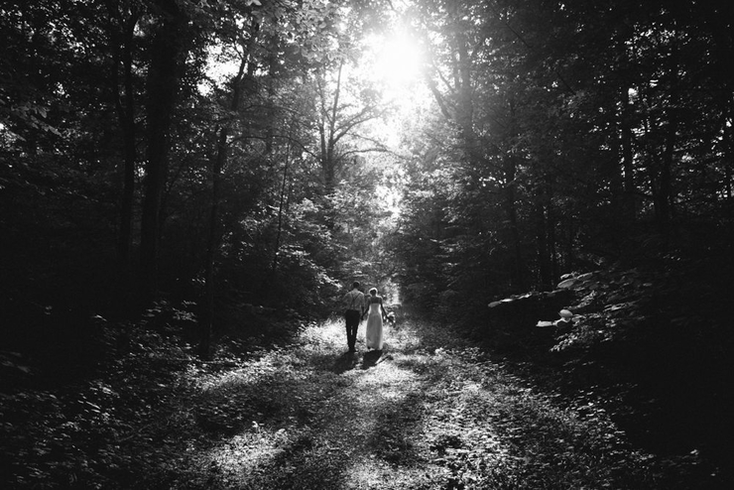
xmin=459 ymin=256 xmax=733 ymax=481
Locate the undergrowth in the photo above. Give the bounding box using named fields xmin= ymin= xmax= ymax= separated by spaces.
xmin=1 ymin=309 xmax=728 ymax=489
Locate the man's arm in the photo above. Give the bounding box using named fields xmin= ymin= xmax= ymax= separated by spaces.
xmin=360 ymin=293 xmax=367 ymax=316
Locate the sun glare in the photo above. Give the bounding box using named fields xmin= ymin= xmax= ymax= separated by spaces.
xmin=365 ymin=29 xmax=426 ymax=99
xmin=358 ymin=26 xmax=433 ymax=152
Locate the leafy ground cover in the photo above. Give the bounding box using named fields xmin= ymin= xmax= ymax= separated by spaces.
xmin=1 ymin=312 xmax=728 ymax=489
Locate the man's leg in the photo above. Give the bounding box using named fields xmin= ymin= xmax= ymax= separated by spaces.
xmin=345 ymin=310 xmax=358 ymax=351
xmin=350 ymin=321 xmax=358 ymax=351
xmin=345 ymin=314 xmax=353 ymax=350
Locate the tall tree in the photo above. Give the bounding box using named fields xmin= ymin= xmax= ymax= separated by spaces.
xmin=106 ymin=0 xmax=143 ymax=270
xmin=139 ymin=0 xmax=191 ymax=305
xmin=199 ymin=0 xmax=266 ymax=357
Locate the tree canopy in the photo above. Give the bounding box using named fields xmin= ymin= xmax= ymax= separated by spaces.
xmin=1 ymin=0 xmax=731 ymax=330
xmin=1 ymin=0 xmax=733 ymax=486
xmin=2 ymin=0 xmax=732 ymax=357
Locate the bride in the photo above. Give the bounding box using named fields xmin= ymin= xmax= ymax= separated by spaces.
xmin=363 ymin=288 xmax=388 ymax=351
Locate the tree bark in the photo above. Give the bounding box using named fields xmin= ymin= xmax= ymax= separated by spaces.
xmin=620 ymin=88 xmax=636 ymax=221
xmin=319 ymin=62 xmax=343 ymax=198
xmin=200 ymin=32 xmax=254 ymax=358
xmin=656 ymin=114 xmax=676 ymax=238
xmin=505 ymin=100 xmax=525 ymax=291
xmin=272 ymin=141 xmax=292 ymax=274
xmin=534 ymin=178 xmax=555 ymax=289
xmin=654 ymin=45 xmax=680 ymax=242
xmin=112 ymin=8 xmax=138 ymax=271
xmin=140 ymin=0 xmax=188 ymax=306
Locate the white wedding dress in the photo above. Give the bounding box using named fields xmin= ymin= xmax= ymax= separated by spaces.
xmin=364 ymin=300 xmax=384 ymax=350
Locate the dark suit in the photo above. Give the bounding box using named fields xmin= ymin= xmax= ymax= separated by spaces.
xmin=343 ymin=289 xmax=364 ymax=351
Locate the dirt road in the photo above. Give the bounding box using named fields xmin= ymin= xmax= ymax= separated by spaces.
xmin=179 ymin=317 xmax=683 ymax=489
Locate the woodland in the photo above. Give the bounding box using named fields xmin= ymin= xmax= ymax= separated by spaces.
xmin=1 ymin=0 xmax=733 ymax=488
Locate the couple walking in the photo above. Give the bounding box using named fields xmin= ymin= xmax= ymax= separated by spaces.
xmin=343 ymin=281 xmax=388 ymax=353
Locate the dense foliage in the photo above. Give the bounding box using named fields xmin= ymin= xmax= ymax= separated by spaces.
xmin=389 ymin=0 xmax=733 ymax=476
xmin=1 ymin=0 xmax=732 ymax=486
xmin=395 ymin=0 xmax=733 ymax=306
xmin=1 ymin=0 xmax=397 ymax=354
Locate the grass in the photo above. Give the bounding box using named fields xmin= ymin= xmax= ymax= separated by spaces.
xmin=158 ymin=317 xmax=687 ymax=489
xmin=1 ymin=314 xmax=724 ymax=489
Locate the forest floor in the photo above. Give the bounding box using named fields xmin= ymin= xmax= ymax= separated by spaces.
xmin=1 ymin=314 xmax=728 ymax=489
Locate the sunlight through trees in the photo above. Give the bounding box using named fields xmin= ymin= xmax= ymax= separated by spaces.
xmin=1 ymin=1 xmax=732 ymax=486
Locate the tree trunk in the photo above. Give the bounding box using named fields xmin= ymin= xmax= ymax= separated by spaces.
xmin=655 ymin=52 xmax=680 ymax=242
xmin=656 ymin=114 xmax=676 ymax=239
xmin=272 ymin=142 xmax=292 ymax=274
xmin=109 ymin=3 xmax=139 ymax=313
xmin=114 ymin=11 xmax=137 ymax=270
xmin=534 ymin=179 xmax=555 ymax=290
xmin=504 ymin=155 xmax=524 ymax=291
xmin=316 ymin=63 xmax=343 ymax=230
xmin=200 ymin=127 xmax=227 ymax=359
xmin=548 ymin=196 xmax=559 ymax=283
xmin=534 ymin=200 xmax=549 ymax=288
xmin=321 ymin=62 xmax=343 ymax=198
xmin=140 ymin=0 xmax=188 ymax=306
xmin=200 ymin=42 xmax=251 ymax=359
xmin=621 ymin=88 xmax=636 ymax=221
xmin=451 ymin=6 xmax=474 ymax=155
xmin=505 ymin=100 xmax=525 ymax=291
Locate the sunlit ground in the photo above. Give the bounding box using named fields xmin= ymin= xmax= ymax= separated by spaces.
xmin=179 ymin=315 xmax=649 ymax=490
xmin=0 ymin=310 xmax=705 ymax=488
xmin=193 ymin=317 xmax=515 ymax=489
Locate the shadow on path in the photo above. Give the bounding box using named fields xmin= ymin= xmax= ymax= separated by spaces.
xmin=360 ymin=350 xmax=383 ymax=369
xmin=331 ymin=352 xmax=359 ymax=374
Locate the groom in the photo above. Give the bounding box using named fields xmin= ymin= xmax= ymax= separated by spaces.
xmin=342 ymin=281 xmax=365 ymax=353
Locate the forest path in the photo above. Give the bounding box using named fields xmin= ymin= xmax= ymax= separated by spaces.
xmin=177 ymin=316 xmax=661 ymax=489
